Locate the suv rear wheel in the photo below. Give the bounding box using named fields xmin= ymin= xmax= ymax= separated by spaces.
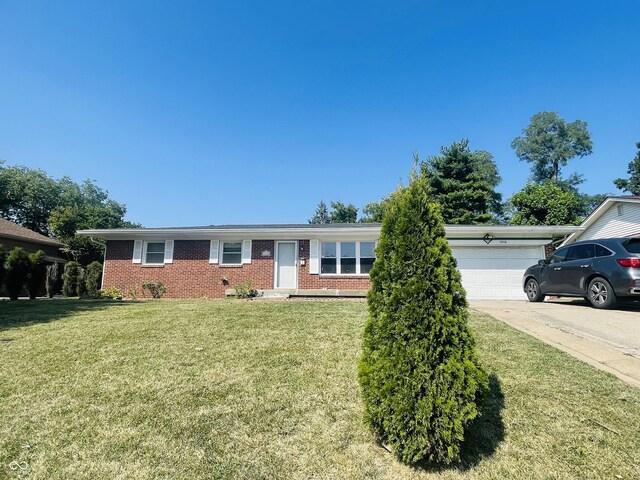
xmin=587 ymin=277 xmax=617 ymax=309
xmin=525 ymin=278 xmax=544 ymax=302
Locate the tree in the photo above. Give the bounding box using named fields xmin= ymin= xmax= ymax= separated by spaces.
xmin=62 ymin=261 xmax=81 ymax=297
xmin=27 ymin=250 xmax=47 ymax=300
xmin=512 ymin=112 xmax=593 ymax=183
xmin=508 ymin=182 xmax=586 ymax=226
xmin=422 ymin=140 xmax=503 ymax=224
xmin=45 ymin=263 xmax=59 ymax=298
xmin=0 ymin=245 xmax=5 ymax=290
xmin=85 ymin=261 xmax=103 ymax=297
xmin=359 ymin=174 xmax=487 ymax=465
xmin=308 ymin=200 xmax=331 ymax=224
xmin=329 ymin=201 xmax=358 ymax=223
xmin=5 ymin=247 xmax=32 ymax=300
xmin=614 ymin=141 xmax=640 ymax=195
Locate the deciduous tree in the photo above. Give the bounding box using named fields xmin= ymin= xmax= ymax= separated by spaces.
xmin=614 ymin=142 xmax=640 ymax=195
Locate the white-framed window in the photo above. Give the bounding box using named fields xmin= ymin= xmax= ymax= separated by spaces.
xmin=144 ymin=241 xmax=165 ymax=265
xmin=320 ymin=241 xmax=376 ymax=275
xmin=221 ymin=241 xmax=242 ymax=265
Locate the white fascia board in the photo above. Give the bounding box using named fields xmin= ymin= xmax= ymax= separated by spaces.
xmin=445 ymin=225 xmax=582 ymax=239
xmin=448 ymin=239 xmax=555 ymax=247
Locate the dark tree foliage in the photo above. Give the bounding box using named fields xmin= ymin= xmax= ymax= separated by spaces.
xmin=85 ymin=261 xmax=103 ymax=297
xmin=508 ymin=182 xmax=586 ymax=226
xmin=77 ymin=267 xmax=88 ymax=298
xmin=614 ymin=141 xmax=640 ymax=195
xmin=62 ymin=261 xmax=81 ymax=297
xmin=45 ymin=263 xmax=59 ymax=298
xmin=511 ymin=112 xmax=592 ymax=183
xmin=422 ymin=140 xmax=503 ymax=224
xmin=308 ymin=200 xmax=331 ymax=224
xmin=27 ymin=250 xmax=47 ymax=300
xmin=5 ymin=247 xmax=32 ymax=300
xmin=329 ymin=201 xmax=358 ymax=223
xmin=0 ymin=244 xmax=5 ymax=289
xmin=359 ymin=175 xmax=487 ymax=465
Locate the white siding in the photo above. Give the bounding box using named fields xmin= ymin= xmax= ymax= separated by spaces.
xmin=580 ymin=203 xmax=640 ymax=240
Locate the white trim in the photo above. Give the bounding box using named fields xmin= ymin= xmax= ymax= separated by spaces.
xmin=319 ymin=240 xmax=377 ymax=276
xmin=220 ymin=241 xmax=243 ymax=265
xmin=101 ymin=243 xmax=107 ymax=289
xmin=132 ymin=240 xmax=143 ymax=263
xmin=164 ymin=239 xmax=174 ymax=264
xmin=209 ymin=239 xmax=219 ymax=264
xmin=309 ymin=239 xmax=319 ymax=274
xmin=242 ymin=239 xmax=252 ymax=264
xmin=274 ymin=241 xmax=298 ymax=289
xmin=142 ymin=240 xmax=166 ymax=266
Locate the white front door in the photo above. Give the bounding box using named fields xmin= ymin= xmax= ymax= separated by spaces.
xmin=276 ymin=242 xmax=297 ymax=288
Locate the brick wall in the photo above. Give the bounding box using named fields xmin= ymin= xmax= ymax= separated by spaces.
xmin=104 ymin=239 xmax=371 ymax=298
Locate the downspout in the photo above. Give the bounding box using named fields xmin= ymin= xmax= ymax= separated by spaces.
xmin=88 ymin=237 xmax=107 ymax=290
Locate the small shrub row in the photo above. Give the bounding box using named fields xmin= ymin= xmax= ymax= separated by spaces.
xmin=62 ymin=261 xmax=103 ymax=298
xmin=0 ymin=245 xmax=60 ymax=300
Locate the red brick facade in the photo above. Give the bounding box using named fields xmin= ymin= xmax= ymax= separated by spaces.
xmin=104 ymin=239 xmax=371 ymax=298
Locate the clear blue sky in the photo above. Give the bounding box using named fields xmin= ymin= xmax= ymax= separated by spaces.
xmin=1 ymin=1 xmax=639 ymax=227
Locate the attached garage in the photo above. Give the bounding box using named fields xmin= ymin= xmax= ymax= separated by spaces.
xmin=446 ymin=225 xmax=582 ymax=301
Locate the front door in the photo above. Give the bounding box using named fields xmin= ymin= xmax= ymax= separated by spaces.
xmin=276 ymin=242 xmax=297 ymax=288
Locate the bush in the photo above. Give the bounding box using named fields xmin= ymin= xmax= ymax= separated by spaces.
xmin=234 ymin=279 xmax=258 ymax=299
xmin=100 ymin=286 xmax=123 ymax=300
xmin=5 ymin=247 xmax=32 ymax=300
xmin=358 ymin=172 xmax=487 ymax=465
xmin=0 ymin=244 xmax=6 ymax=290
xmin=142 ymin=281 xmax=166 ymax=299
xmin=62 ymin=261 xmax=80 ymax=297
xmin=27 ymin=250 xmax=47 ymax=299
xmin=77 ymin=267 xmax=88 ymax=298
xmin=45 ymin=263 xmax=59 ymax=298
xmin=85 ymin=261 xmax=103 ymax=297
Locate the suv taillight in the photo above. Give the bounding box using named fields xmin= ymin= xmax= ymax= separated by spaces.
xmin=616 ymin=258 xmax=640 ymax=268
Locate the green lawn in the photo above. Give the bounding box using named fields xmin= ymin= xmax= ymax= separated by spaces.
xmin=1 ymin=299 xmax=639 ymax=479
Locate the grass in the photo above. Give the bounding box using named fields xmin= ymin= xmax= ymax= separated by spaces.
xmin=0 ymin=299 xmax=639 ymax=479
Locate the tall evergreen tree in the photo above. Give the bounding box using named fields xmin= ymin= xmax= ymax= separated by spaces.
xmin=359 ymin=174 xmax=487 ymax=465
xmin=329 ymin=201 xmax=358 ymax=223
xmin=422 ymin=140 xmax=502 ymax=224
xmin=308 ymin=200 xmax=331 ymax=224
xmin=614 ymin=141 xmax=640 ymax=195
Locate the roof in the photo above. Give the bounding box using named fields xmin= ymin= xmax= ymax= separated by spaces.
xmin=78 ymin=223 xmax=582 ymax=242
xmin=561 ymin=196 xmax=640 ymax=246
xmin=0 ymin=217 xmax=64 ymax=247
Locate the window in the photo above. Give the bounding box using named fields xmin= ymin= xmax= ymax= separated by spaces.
xmin=547 ymin=246 xmax=569 ymax=264
xmin=221 ymin=242 xmax=242 ymax=265
xmin=568 ymin=243 xmax=594 ymax=260
xmin=617 ymin=204 xmax=624 ymax=216
xmin=321 ymin=242 xmax=337 ymax=274
xmin=320 ymin=241 xmax=376 ymax=275
xmin=144 ymin=242 xmax=165 ymax=264
xmin=624 ymin=239 xmax=640 ymax=254
xmin=360 ymin=241 xmax=376 ymax=274
xmin=595 ymin=244 xmax=613 ymax=257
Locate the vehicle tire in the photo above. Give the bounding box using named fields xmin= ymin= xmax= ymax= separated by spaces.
xmin=525 ymin=278 xmax=544 ymax=302
xmin=587 ymin=277 xmax=617 ymax=309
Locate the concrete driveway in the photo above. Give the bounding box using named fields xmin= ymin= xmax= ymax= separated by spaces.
xmin=471 ymin=299 xmax=640 ymax=388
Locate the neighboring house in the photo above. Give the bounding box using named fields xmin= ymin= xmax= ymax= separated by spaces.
xmin=0 ymin=217 xmax=66 ymax=263
xmin=562 ymin=196 xmax=640 ymax=245
xmin=79 ymin=223 xmax=579 ymax=300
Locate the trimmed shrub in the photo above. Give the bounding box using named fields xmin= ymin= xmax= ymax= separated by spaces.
xmin=62 ymin=261 xmax=81 ymax=297
xmin=77 ymin=267 xmax=88 ymax=298
xmin=100 ymin=286 xmax=123 ymax=300
xmin=27 ymin=250 xmax=47 ymax=299
xmin=85 ymin=261 xmax=103 ymax=298
xmin=142 ymin=281 xmax=166 ymax=299
xmin=5 ymin=247 xmax=31 ymax=300
xmin=358 ymin=172 xmax=488 ymax=465
xmin=0 ymin=244 xmax=6 ymax=290
xmin=45 ymin=263 xmax=59 ymax=298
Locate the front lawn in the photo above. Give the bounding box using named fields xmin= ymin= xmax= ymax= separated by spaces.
xmin=1 ymin=299 xmax=639 ymax=479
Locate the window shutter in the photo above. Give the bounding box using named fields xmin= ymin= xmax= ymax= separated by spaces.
xmin=164 ymin=240 xmax=174 ymax=264
xmin=209 ymin=240 xmax=219 ymax=264
xmin=132 ymin=240 xmax=143 ymax=263
xmin=309 ymin=239 xmax=319 ymax=274
xmin=242 ymin=240 xmax=252 ymax=264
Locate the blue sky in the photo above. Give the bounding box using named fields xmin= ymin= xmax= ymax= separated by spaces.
xmin=1 ymin=1 xmax=639 ymax=227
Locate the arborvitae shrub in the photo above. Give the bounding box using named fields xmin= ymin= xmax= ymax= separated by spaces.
xmin=27 ymin=250 xmax=47 ymax=299
xmin=62 ymin=261 xmax=80 ymax=297
xmin=85 ymin=261 xmax=103 ymax=297
xmin=77 ymin=267 xmax=88 ymax=298
xmin=0 ymin=244 xmax=6 ymax=290
xmin=45 ymin=263 xmax=59 ymax=298
xmin=5 ymin=247 xmax=32 ymax=300
xmin=358 ymin=173 xmax=488 ymax=465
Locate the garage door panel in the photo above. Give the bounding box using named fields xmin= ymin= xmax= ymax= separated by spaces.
xmin=452 ymin=246 xmax=544 ymax=300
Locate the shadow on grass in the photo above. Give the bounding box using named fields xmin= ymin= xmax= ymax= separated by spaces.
xmin=411 ymin=373 xmax=505 ymax=473
xmin=0 ymin=298 xmax=131 ymax=332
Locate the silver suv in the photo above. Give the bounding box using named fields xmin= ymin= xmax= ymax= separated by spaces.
xmin=523 ymin=238 xmax=640 ymax=309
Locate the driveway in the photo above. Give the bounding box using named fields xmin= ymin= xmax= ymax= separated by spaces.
xmin=471 ymin=299 xmax=640 ymax=388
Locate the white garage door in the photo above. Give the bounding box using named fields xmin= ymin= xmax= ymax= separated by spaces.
xmin=452 ymin=246 xmax=544 ymax=300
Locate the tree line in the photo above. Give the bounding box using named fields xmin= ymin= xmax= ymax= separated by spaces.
xmin=309 ymin=111 xmax=640 ymax=226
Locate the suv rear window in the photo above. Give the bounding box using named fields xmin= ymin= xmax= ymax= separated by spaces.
xmin=624 ymin=238 xmax=640 ymax=254
xmin=594 ymin=244 xmax=612 ymax=257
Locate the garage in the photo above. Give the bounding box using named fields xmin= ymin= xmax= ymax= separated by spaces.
xmin=452 ymin=246 xmax=545 ymax=300
xmin=445 ymin=225 xmax=582 ymax=301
